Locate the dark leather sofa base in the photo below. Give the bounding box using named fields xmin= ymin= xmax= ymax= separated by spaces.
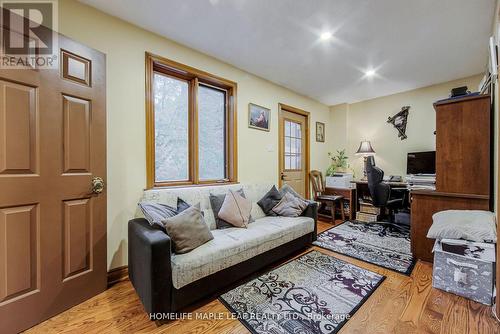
xmin=128 ymin=201 xmax=318 ymax=317
xmin=171 ymin=233 xmax=313 ymax=311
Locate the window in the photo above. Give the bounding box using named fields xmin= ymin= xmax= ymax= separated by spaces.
xmin=284 ymin=119 xmax=302 ymax=170
xmin=153 ymin=73 xmax=189 ymax=181
xmin=198 ymin=85 xmax=227 ymax=181
xmin=146 ymin=53 xmax=237 ymax=188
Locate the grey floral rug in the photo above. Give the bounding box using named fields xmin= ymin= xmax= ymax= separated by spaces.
xmin=220 ymin=250 xmax=385 ymax=334
xmin=313 ymin=221 xmax=415 ymax=275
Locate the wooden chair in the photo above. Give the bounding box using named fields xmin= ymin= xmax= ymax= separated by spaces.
xmin=310 ymin=170 xmax=345 ymax=222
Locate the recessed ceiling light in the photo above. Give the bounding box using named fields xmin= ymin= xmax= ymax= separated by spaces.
xmin=365 ymin=69 xmax=376 ymax=77
xmin=320 ymin=32 xmax=333 ymax=41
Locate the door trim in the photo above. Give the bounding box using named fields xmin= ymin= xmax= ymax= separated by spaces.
xmin=278 ymin=103 xmax=310 ymax=199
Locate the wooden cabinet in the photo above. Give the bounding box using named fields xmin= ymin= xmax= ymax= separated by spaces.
xmin=435 ymin=95 xmax=491 ymax=195
xmin=411 ymin=94 xmax=492 ymax=262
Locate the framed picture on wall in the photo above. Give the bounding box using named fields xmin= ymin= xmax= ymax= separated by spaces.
xmin=316 ymin=122 xmax=325 ymax=142
xmin=248 ymin=103 xmax=271 ymax=131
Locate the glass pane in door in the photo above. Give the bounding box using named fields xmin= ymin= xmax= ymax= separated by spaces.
xmin=284 ymin=119 xmax=302 ymax=171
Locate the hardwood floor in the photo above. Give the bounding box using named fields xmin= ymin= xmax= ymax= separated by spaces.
xmin=27 ymin=221 xmax=500 ymax=334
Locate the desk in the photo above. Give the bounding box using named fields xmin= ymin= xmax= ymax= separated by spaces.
xmin=351 ymin=180 xmax=409 ymax=213
xmin=410 ymin=190 xmax=490 ymax=262
xmin=352 ymin=179 xmax=407 ymax=187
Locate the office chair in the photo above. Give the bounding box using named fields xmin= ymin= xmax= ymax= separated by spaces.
xmin=365 ymin=156 xmax=408 ymax=232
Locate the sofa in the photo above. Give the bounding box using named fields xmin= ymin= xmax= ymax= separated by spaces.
xmin=128 ymin=183 xmax=318 ymax=316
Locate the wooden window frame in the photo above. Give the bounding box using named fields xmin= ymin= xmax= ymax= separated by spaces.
xmin=145 ymin=52 xmax=238 ymax=189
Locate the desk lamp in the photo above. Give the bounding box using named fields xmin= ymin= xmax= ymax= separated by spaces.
xmin=355 ymin=140 xmax=375 ymax=180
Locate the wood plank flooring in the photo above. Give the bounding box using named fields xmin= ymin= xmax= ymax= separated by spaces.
xmin=27 ymin=221 xmax=500 ymax=334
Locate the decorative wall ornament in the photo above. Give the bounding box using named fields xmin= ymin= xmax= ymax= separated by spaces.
xmin=387 ymin=106 xmax=410 ymax=140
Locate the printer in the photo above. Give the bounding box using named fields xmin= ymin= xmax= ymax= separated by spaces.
xmin=325 ymin=173 xmax=354 ymax=189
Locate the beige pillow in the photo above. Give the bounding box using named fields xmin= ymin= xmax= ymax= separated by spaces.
xmin=162 ymin=203 xmax=214 ymax=254
xmin=218 ymin=190 xmax=252 ymax=228
xmin=272 ymin=192 xmax=308 ymax=217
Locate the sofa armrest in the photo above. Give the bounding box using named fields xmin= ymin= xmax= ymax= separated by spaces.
xmin=302 ymin=201 xmax=318 ymax=240
xmin=128 ymin=218 xmax=173 ymax=315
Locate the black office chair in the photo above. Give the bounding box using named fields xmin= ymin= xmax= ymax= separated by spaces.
xmin=365 ymin=156 xmax=408 ymax=232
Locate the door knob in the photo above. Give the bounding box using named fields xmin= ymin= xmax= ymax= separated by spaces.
xmin=91 ymin=176 xmax=105 ymax=194
xmin=281 ymin=173 xmax=286 ymax=180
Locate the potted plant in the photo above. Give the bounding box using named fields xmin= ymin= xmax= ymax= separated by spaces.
xmin=326 ymin=149 xmax=349 ymax=175
xmin=326 ymin=149 xmax=354 ymax=187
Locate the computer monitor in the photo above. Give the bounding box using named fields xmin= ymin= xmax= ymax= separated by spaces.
xmin=406 ymin=151 xmax=436 ymax=175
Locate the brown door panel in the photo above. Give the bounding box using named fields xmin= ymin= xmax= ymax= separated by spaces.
xmin=278 ymin=106 xmax=309 ymax=198
xmin=0 ymin=32 xmax=106 ymax=333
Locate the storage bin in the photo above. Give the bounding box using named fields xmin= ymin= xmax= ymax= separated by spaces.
xmin=432 ymin=239 xmax=495 ymax=305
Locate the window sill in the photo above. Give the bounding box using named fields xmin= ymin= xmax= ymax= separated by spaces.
xmin=145 ymin=181 xmax=239 ymax=191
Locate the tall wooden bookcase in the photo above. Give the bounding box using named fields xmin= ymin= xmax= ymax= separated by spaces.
xmin=410 ymin=94 xmax=492 ymax=262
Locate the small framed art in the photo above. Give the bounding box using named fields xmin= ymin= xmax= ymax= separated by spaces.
xmin=248 ymin=103 xmax=270 ymax=131
xmin=316 ymin=122 xmax=325 ymax=142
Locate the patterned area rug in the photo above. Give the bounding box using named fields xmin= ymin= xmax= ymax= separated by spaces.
xmin=220 ymin=250 xmax=385 ymax=334
xmin=313 ymin=221 xmax=415 ymax=275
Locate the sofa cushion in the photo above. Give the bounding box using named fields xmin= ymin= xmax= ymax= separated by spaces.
xmin=170 ymin=215 xmax=314 ymax=289
xmin=257 ymin=185 xmax=282 ymax=215
xmin=177 ymin=198 xmax=191 ymax=213
xmin=163 ymin=204 xmax=214 ymax=254
xmin=210 ymin=189 xmax=254 ymax=229
xmin=137 ymin=202 xmax=177 ymax=229
xmin=272 ymin=192 xmax=308 ymax=217
xmin=218 ymin=190 xmax=252 ymax=228
xmin=279 ymin=183 xmax=305 ymax=201
xmin=141 ymin=184 xmax=271 ymax=230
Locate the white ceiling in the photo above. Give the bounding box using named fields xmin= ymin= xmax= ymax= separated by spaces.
xmin=80 ymin=0 xmax=496 ymax=105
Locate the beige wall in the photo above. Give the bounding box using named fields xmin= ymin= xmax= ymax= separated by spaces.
xmin=328 ymin=103 xmax=348 ymax=156
xmin=58 ymin=0 xmax=332 ymax=270
xmin=329 ymin=75 xmax=483 ymax=178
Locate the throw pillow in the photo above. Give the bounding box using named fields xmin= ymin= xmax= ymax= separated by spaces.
xmin=272 ymin=192 xmax=309 ymax=217
xmin=427 ymin=210 xmax=497 ymax=242
xmin=138 ymin=202 xmax=177 ymax=229
xmin=218 ymin=190 xmax=252 ymax=228
xmin=177 ymin=197 xmax=191 ymax=213
xmin=257 ymin=185 xmax=282 ymax=216
xmin=279 ymin=183 xmax=304 ymax=200
xmin=162 ymin=203 xmax=214 ymax=254
xmin=210 ymin=189 xmax=254 ymax=229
